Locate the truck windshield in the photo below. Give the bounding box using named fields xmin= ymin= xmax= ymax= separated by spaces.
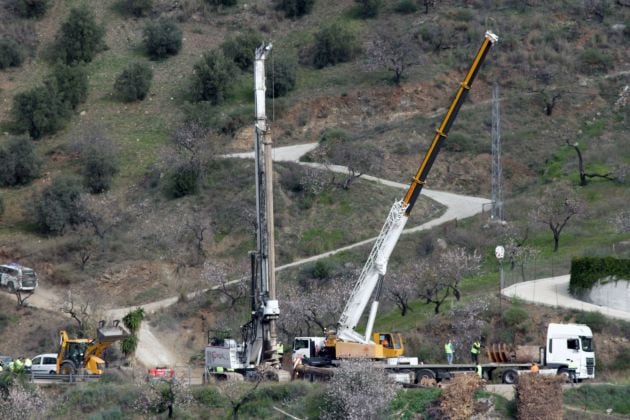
xmin=293 ymin=339 xmax=309 ymax=351
xmin=580 ymin=336 xmax=594 ymax=352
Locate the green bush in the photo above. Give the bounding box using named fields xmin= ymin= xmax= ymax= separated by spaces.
xmin=578 ymin=48 xmax=613 ymax=75
xmin=390 ymin=388 xmax=442 ymax=418
xmin=266 ymin=52 xmax=297 ymax=97
xmin=164 ymin=164 xmax=200 ymax=198
xmin=123 ymin=308 xmax=145 ymax=333
xmin=569 ymin=257 xmax=630 ymax=296
xmin=394 ymin=0 xmax=417 ymax=13
xmin=313 ymin=22 xmax=358 ymax=68
xmin=49 ymin=63 xmax=89 ymax=110
xmin=193 ymin=386 xmax=225 ymax=407
xmin=502 ymin=305 xmax=528 ymax=328
xmin=11 ymin=81 xmax=67 ymax=139
xmin=30 ymin=175 xmax=84 ymax=235
xmin=354 ymin=0 xmax=381 ymax=18
xmin=114 ymin=62 xmax=153 ymax=102
xmin=564 ymin=385 xmax=630 ymax=415
xmin=55 ymin=6 xmax=106 ymax=64
xmin=190 ymin=49 xmax=235 ymax=104
xmin=143 ymin=18 xmax=182 ymax=60
xmin=0 ymin=136 xmax=41 ymax=186
xmin=574 ymin=311 xmax=607 ymax=333
xmin=0 ymin=38 xmax=23 ymax=69
xmin=311 ymin=260 xmax=332 ymax=280
xmin=82 ymin=151 xmax=118 ymax=194
xmin=277 ymin=0 xmax=314 ymax=18
xmin=120 ymin=0 xmax=153 ymax=17
xmin=120 ymin=334 xmax=139 ymax=356
xmin=10 ymin=0 xmax=49 ymax=18
xmin=220 ymin=32 xmax=262 ymax=71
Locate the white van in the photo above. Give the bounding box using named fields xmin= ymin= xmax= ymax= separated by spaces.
xmin=30 ymin=353 xmax=58 ymax=375
xmin=0 ymin=263 xmax=38 ymax=292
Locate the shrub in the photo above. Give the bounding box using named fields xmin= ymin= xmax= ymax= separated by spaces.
xmin=502 ymin=304 xmax=528 ymax=328
xmin=266 ymin=51 xmax=297 ymax=97
xmin=123 ymin=308 xmax=145 ymax=333
xmin=0 ymin=38 xmax=23 ymax=69
xmin=578 ymin=48 xmax=613 ymax=75
xmin=143 ymin=18 xmax=182 ymax=60
xmin=164 ymin=164 xmax=200 ymax=198
xmin=120 ymin=335 xmax=139 ymax=356
xmin=114 ymin=62 xmax=153 ymax=102
xmin=394 ymin=0 xmax=417 ymax=14
xmin=9 ymin=0 xmax=49 ymax=18
xmin=0 ymin=195 xmax=4 ymax=217
xmin=569 ymin=257 xmax=630 ymax=296
xmin=0 ymin=136 xmax=41 ymax=186
xmin=73 ymin=127 xmax=118 ymax=194
xmin=30 ymin=175 xmax=84 ymax=235
xmin=120 ymin=0 xmax=153 ymax=17
xmin=313 ymin=22 xmax=358 ymax=68
xmin=11 ymin=81 xmax=67 ymax=139
xmin=220 ymin=31 xmax=262 ymax=71
xmin=311 ymin=260 xmax=331 ymax=280
xmin=190 ymin=49 xmax=235 ymax=104
xmin=55 ymin=6 xmax=106 ymax=65
xmin=277 ymin=0 xmax=314 ymax=18
xmin=574 ymin=311 xmax=607 ymax=333
xmin=49 ymin=63 xmax=89 ymax=110
xmin=355 ymin=0 xmax=381 ymax=18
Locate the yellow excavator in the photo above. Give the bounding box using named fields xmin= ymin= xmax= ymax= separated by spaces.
xmin=57 ymin=320 xmax=128 ymax=375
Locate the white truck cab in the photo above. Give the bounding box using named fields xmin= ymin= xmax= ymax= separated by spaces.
xmin=292 ymin=337 xmax=325 ymax=362
xmin=545 ymin=323 xmax=595 ymax=380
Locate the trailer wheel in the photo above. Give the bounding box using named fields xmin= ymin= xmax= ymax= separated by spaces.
xmin=502 ymin=369 xmax=518 ymax=385
xmin=415 ymin=369 xmax=436 ymax=384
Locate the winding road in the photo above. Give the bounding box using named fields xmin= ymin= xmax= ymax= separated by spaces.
xmin=7 ymin=142 xmax=628 ymax=369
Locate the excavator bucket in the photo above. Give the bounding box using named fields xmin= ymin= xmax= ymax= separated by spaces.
xmin=96 ymin=320 xmax=128 ymax=342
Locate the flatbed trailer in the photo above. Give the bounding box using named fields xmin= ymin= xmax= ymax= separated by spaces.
xmin=383 ymin=362 xmax=538 ymax=385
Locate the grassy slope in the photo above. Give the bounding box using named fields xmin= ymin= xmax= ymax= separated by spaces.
xmin=0 ymin=1 xmax=629 ymax=417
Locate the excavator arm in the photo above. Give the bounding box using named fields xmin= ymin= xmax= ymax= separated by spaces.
xmin=335 ymin=31 xmax=498 ymax=344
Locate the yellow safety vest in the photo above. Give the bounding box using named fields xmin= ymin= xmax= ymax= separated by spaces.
xmin=445 ymin=343 xmax=453 ymax=354
xmin=471 ymin=342 xmax=480 ymax=354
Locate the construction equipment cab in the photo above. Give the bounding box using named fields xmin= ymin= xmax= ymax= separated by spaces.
xmin=57 ymin=320 xmax=128 ymax=375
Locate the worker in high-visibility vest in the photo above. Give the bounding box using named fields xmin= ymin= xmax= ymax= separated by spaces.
xmin=24 ymin=357 xmax=32 ymax=373
xmin=470 ymin=341 xmax=481 ymax=364
xmin=445 ymin=340 xmax=454 ymax=365
xmin=7 ymin=361 xmax=15 ymax=372
xmin=14 ymin=358 xmax=23 ymax=373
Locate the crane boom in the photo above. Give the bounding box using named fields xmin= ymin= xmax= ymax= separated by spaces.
xmin=336 ymin=31 xmax=498 ymax=344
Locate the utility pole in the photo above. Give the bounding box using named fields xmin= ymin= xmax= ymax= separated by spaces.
xmin=491 ymin=83 xmax=504 ymax=222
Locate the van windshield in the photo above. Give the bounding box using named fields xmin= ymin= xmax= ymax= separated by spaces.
xmin=580 ymin=336 xmax=594 ymax=352
xmin=293 ymin=339 xmax=309 ymax=351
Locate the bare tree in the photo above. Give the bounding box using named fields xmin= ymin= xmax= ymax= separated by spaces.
xmin=181 ymin=211 xmax=213 ymax=266
xmin=437 ymin=246 xmax=482 ymax=302
xmin=59 ymin=290 xmax=100 ymax=336
xmin=541 ymin=90 xmax=561 ymax=116
xmin=77 ymin=194 xmax=129 ymax=251
xmin=565 ymin=139 xmax=616 ymax=186
xmin=421 ymin=0 xmax=437 ymax=14
xmin=322 ymin=359 xmax=400 ymax=420
xmin=386 ymin=270 xmax=417 ymax=316
xmin=318 ymin=135 xmax=384 ymax=189
xmin=402 ymin=260 xmax=451 ymax=314
xmin=365 ymin=24 xmax=421 ymax=85
xmin=611 ymin=211 xmax=630 ymax=233
xmin=530 ymin=182 xmax=585 ymax=252
xmin=216 ymin=372 xmax=265 ymax=420
xmin=203 ymin=262 xmax=247 ymax=310
xmin=134 ymin=377 xmax=193 ymax=419
xmin=14 ymin=289 xmax=33 ymax=308
xmin=279 ymin=272 xmax=355 ymax=339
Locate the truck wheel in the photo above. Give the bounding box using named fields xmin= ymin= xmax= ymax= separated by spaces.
xmin=415 ymin=369 xmax=436 ymax=383
xmin=502 ymin=369 xmax=518 ymax=384
xmin=557 ymin=368 xmax=570 ymax=382
xmin=60 ymin=361 xmax=76 ymax=375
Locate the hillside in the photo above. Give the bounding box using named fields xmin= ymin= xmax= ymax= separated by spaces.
xmin=0 ymin=0 xmax=629 ymax=417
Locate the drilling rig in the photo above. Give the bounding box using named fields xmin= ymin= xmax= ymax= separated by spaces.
xmin=205 ymin=44 xmax=289 ymax=382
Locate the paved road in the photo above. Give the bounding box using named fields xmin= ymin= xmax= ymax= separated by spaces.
xmin=502 ymin=275 xmax=630 ymax=321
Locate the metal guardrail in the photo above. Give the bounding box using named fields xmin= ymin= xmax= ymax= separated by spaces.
xmin=28 ymin=372 xmax=101 ymax=383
